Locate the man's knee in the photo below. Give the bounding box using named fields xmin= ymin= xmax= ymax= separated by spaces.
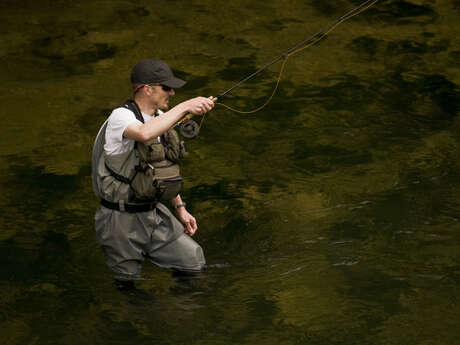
xmin=171 ymin=234 xmax=206 ymax=270
xmin=149 ymin=234 xmax=206 ymax=271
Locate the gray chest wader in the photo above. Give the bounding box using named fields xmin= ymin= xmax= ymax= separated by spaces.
xmin=92 ymin=100 xmax=205 ymax=279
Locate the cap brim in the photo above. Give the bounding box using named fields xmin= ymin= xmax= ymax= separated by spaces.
xmin=162 ymin=77 xmax=186 ymax=89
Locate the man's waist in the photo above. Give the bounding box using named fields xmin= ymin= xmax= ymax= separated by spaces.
xmin=100 ymin=199 xmax=157 ymax=213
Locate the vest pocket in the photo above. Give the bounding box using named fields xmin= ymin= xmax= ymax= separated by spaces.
xmin=155 ymin=177 xmax=183 ymax=201
xmin=130 ymin=164 xmax=157 ymax=201
xmin=164 ymin=129 xmax=188 ymax=163
xmin=153 ymin=162 xmax=183 ymax=201
xmin=130 ymin=161 xmax=183 ymax=202
xmin=139 ymin=140 xmax=165 ymax=162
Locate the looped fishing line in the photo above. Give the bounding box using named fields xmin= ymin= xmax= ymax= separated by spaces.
xmin=198 ymin=0 xmax=378 ymax=129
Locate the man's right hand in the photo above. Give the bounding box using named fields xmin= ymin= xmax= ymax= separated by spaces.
xmin=185 ymin=96 xmax=215 ymax=115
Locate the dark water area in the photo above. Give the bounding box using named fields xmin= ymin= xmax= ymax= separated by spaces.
xmin=1 ymin=0 xmax=459 ymax=344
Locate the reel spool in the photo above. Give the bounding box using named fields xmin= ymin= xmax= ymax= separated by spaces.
xmin=179 ymin=119 xmax=200 ymax=139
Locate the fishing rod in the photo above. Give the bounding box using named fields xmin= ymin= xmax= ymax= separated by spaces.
xmin=178 ymin=0 xmax=378 ymax=138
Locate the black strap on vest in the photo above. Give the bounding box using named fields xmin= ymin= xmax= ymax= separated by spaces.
xmin=123 ymin=100 xmax=144 ymax=150
xmin=100 ymin=198 xmax=157 ymax=213
xmin=123 ymin=100 xmax=165 ymax=145
xmin=104 ymin=163 xmax=133 ymax=184
xmin=124 ymin=99 xmax=145 ymax=123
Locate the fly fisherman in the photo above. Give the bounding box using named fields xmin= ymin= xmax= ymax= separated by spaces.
xmin=92 ymin=59 xmax=215 ymax=289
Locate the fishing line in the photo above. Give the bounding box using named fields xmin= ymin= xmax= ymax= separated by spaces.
xmin=179 ymin=0 xmax=379 ymax=138
xmin=215 ymin=0 xmax=378 ymax=114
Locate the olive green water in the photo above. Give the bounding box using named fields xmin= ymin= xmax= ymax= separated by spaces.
xmin=1 ymin=0 xmax=460 ymax=344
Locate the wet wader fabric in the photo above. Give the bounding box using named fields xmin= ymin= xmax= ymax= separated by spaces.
xmin=94 ymin=203 xmax=205 ymax=278
xmin=92 ymin=109 xmax=205 ymax=279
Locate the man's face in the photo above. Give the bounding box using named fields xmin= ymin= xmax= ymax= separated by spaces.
xmin=148 ymin=84 xmax=175 ymax=111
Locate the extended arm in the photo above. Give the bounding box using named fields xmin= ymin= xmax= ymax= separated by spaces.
xmin=124 ymin=96 xmax=214 ymax=142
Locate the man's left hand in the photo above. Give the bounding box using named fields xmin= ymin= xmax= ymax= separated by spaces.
xmin=175 ymin=207 xmax=198 ymax=236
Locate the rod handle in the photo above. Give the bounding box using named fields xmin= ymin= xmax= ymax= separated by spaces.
xmin=177 ymin=97 xmax=217 ymax=125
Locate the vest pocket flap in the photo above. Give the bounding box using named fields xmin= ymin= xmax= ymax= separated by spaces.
xmin=138 ymin=141 xmax=165 ymax=162
xmin=152 ymin=162 xmax=182 ymax=200
xmin=152 ymin=161 xmax=181 ymax=179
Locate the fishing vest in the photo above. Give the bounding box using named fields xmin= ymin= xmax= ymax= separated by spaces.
xmin=92 ymin=100 xmax=188 ymax=210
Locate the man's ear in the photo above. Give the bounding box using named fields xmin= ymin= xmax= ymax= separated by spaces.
xmin=145 ymin=84 xmax=157 ymax=96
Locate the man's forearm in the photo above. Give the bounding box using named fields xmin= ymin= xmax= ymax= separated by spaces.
xmin=170 ymin=194 xmax=186 ymax=209
xmin=138 ymin=103 xmax=189 ymax=141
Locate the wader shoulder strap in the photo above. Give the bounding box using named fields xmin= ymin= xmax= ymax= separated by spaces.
xmin=92 ymin=120 xmax=109 ymax=197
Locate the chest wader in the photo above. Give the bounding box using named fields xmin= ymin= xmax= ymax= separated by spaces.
xmin=92 ymin=101 xmax=205 ymax=280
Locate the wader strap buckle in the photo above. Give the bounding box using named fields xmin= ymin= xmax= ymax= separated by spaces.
xmin=118 ymin=200 xmax=125 ymax=212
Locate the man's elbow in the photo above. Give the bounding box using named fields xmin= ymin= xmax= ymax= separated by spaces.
xmin=136 ymin=128 xmax=155 ymax=143
xmin=124 ymin=126 xmax=151 ymax=143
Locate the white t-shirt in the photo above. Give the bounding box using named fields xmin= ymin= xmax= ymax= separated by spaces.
xmin=104 ymin=107 xmax=160 ymax=155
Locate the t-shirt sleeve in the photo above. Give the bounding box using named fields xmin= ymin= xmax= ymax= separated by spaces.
xmin=104 ymin=107 xmax=141 ymax=155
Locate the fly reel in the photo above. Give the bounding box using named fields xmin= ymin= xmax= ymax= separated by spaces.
xmin=179 ymin=119 xmax=200 ymax=139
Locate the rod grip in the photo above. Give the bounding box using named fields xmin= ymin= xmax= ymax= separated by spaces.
xmin=178 ymin=97 xmax=217 ymax=124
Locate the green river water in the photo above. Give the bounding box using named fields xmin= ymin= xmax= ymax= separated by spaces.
xmin=1 ymin=0 xmax=460 ymax=344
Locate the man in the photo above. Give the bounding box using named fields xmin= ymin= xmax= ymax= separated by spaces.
xmin=92 ymin=59 xmax=214 ymax=288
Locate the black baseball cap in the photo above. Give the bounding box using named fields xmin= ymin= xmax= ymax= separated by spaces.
xmin=130 ymin=59 xmax=186 ymax=89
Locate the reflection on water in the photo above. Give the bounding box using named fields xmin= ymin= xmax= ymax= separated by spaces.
xmin=1 ymin=0 xmax=459 ymax=344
